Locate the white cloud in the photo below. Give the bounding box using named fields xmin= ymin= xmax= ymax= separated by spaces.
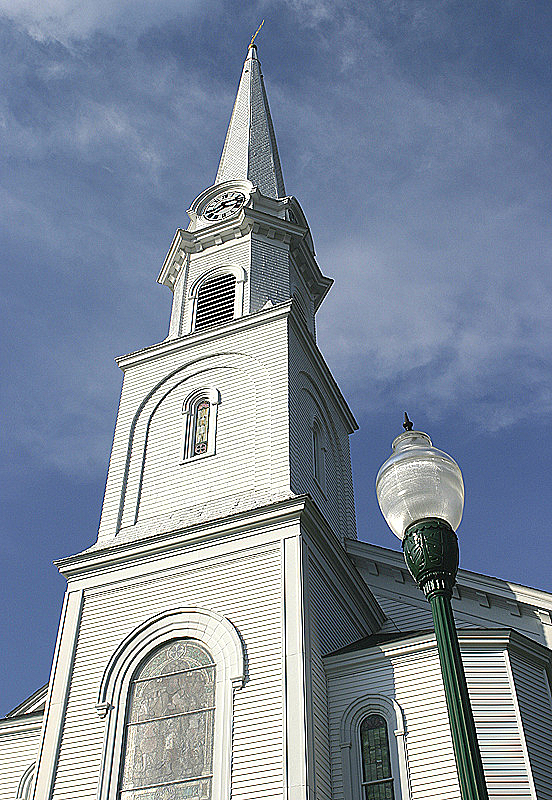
xmin=0 ymin=0 xmax=212 ymax=41
xmin=317 ymin=232 xmax=552 ymax=430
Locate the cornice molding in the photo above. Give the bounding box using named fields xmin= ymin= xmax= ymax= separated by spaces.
xmin=157 ymin=206 xmax=332 ymax=309
xmin=115 ymin=300 xmax=292 ymax=371
xmin=56 ymin=495 xmax=311 ymax=580
xmin=345 ymin=539 xmax=552 ymax=614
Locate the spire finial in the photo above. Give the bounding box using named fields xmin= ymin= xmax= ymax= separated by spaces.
xmin=249 ymin=19 xmax=264 ymax=49
xmin=403 ymin=412 xmax=413 ymax=431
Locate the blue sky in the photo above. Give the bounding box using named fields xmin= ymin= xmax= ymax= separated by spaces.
xmin=1 ymin=1 xmax=551 ymax=714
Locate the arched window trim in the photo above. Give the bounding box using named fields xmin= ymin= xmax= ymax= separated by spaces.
xmin=312 ymin=417 xmax=327 ymax=494
xmin=182 ymin=387 xmax=221 ymax=461
xmin=188 ymin=265 xmax=246 ymax=334
xmin=16 ymin=762 xmax=35 ymax=800
xmin=340 ymin=695 xmax=411 ymax=800
xmin=95 ymin=608 xmax=245 ymax=800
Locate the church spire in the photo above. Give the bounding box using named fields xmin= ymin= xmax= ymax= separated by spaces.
xmin=214 ymin=42 xmax=286 ymax=199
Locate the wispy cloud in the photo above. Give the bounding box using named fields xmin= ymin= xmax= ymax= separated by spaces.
xmin=2 ymin=0 xmax=551 ymax=470
xmin=0 ymin=0 xmax=212 ymax=41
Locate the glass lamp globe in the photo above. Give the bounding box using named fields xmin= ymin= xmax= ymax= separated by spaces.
xmin=376 ymin=429 xmax=464 ymax=540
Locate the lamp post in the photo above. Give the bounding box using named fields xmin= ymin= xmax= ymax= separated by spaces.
xmin=375 ymin=415 xmax=489 ymax=800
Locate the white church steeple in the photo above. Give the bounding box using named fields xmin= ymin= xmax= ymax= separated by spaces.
xmin=215 ymin=43 xmax=285 ymax=198
xmin=95 ymin=42 xmax=356 ymax=546
xmin=28 ymin=42 xmax=382 ymax=800
xmin=158 ymin=42 xmax=331 ymax=341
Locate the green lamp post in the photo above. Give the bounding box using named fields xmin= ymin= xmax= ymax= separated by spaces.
xmin=375 ymin=415 xmax=489 ymax=800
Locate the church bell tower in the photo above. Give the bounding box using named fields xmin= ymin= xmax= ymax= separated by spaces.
xmin=31 ymin=42 xmax=385 ymax=800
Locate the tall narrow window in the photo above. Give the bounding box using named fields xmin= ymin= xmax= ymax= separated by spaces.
xmin=194 ymin=400 xmax=210 ymax=455
xmin=119 ymin=640 xmax=215 ymax=800
xmin=360 ymin=714 xmax=394 ymax=800
xmin=194 ymin=273 xmax=236 ymax=331
xmin=312 ymin=420 xmax=326 ymax=490
xmin=182 ymin=389 xmax=220 ymax=461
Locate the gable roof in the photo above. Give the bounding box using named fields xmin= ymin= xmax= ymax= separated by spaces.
xmin=5 ymin=683 xmax=48 ymax=718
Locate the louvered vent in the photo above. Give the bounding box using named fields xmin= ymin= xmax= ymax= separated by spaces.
xmin=195 ymin=274 xmax=236 ymax=331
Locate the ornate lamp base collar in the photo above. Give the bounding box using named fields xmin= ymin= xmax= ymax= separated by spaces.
xmin=402 ymin=517 xmax=459 ymax=599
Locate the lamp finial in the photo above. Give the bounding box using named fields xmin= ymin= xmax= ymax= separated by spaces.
xmin=403 ymin=412 xmax=413 ymax=431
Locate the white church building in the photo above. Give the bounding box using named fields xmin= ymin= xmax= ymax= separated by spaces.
xmin=2 ymin=42 xmax=552 ymax=800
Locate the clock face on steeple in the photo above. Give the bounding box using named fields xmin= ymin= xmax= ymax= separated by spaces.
xmin=202 ymin=190 xmax=246 ymax=221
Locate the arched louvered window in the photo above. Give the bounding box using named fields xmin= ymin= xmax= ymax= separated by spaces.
xmin=118 ymin=639 xmax=215 ymax=800
xmin=194 ymin=273 xmax=236 ymax=331
xmin=359 ymin=714 xmax=394 ymax=799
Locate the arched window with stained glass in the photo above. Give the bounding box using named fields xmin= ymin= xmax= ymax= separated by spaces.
xmin=118 ymin=639 xmax=215 ymax=800
xmin=193 ymin=399 xmax=210 ymax=455
xmin=359 ymin=714 xmax=394 ymax=800
xmin=182 ymin=388 xmax=220 ymax=461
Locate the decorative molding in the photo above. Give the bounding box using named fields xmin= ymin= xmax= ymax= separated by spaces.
xmin=346 ymin=539 xmax=552 ymax=617
xmin=96 ymin=607 xmax=245 ymax=800
xmin=16 ymin=761 xmax=35 ymax=800
xmin=115 ymin=300 xmax=293 ymax=371
xmin=339 ymin=694 xmax=411 ymax=800
xmin=94 ymin=702 xmax=112 ymax=719
xmin=188 ymin=264 xmax=247 ymax=297
xmin=32 ymin=589 xmax=84 ymax=800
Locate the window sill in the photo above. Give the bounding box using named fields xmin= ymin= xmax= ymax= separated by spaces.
xmin=180 ymin=451 xmax=217 ymax=464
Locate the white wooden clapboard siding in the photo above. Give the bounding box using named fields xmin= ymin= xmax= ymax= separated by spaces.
xmin=510 ymin=653 xmax=552 ymax=799
xmin=463 ymin=648 xmax=533 ymax=797
xmin=51 ymin=544 xmax=284 ymax=799
xmin=372 ymin=591 xmax=481 ymax=632
xmin=326 ymin=641 xmax=537 ymax=800
xmin=173 ymin=238 xmax=251 ymax=336
xmin=308 ymin=563 xmax=368 ymax=656
xmin=97 ymin=310 xmax=291 ymax=542
xmin=308 ymin=551 xmax=377 ymax=800
xmin=0 ymin=727 xmax=41 ymax=800
xmin=309 ymin=563 xmax=360 ymax=800
xmin=326 ymin=650 xmax=462 ymax=800
xmin=250 ymin=237 xmax=291 ymax=312
xmin=135 ymin=365 xmax=258 ymax=522
xmin=287 ymin=323 xmax=357 ymax=543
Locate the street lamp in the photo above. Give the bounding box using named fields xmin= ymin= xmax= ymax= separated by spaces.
xmin=376 ymin=414 xmax=489 ymax=800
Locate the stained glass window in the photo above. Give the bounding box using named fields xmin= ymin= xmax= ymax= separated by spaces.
xmin=119 ymin=640 xmax=215 ymax=800
xmin=194 ymin=401 xmax=210 ymax=455
xmin=360 ymin=714 xmax=394 ymax=800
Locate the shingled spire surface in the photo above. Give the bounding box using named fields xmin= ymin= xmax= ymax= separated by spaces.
xmin=215 ymin=44 xmax=285 ymax=198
